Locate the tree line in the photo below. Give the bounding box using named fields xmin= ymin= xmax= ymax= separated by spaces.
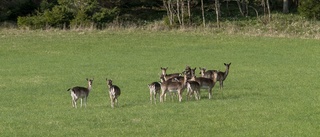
xmin=0 ymin=0 xmax=319 ymax=29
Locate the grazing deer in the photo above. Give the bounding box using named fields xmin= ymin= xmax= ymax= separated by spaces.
xmin=148 ymin=82 xmax=161 ymax=104
xmin=199 ymin=67 xmax=218 ymax=80
xmin=191 ymin=76 xmax=216 ymax=99
xmin=106 ymin=78 xmax=121 ymax=108
xmin=186 ymin=80 xmax=201 ymax=100
xmin=216 ymin=63 xmax=231 ymax=90
xmin=160 ymin=74 xmax=188 ymax=102
xmin=67 ymin=78 xmax=94 ymax=108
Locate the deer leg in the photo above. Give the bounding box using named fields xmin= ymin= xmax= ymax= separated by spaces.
xmin=150 ymin=91 xmax=153 ymax=104
xmin=115 ymin=98 xmax=118 ymax=106
xmin=160 ymin=90 xmax=166 ymax=102
xmin=111 ymin=98 xmax=115 ymax=108
xmin=194 ymin=90 xmax=199 ymax=100
xmin=74 ymin=100 xmax=77 ymax=108
xmin=80 ymin=98 xmax=83 ymax=107
xmin=71 ymin=100 xmax=74 ymax=108
xmin=178 ymin=90 xmax=182 ymax=102
xmin=208 ymin=88 xmax=212 ymax=99
xmin=154 ymin=92 xmax=157 ymax=104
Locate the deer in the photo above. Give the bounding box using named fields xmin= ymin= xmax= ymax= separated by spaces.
xmin=160 ymin=74 xmax=188 ymax=103
xmin=159 ymin=76 xmax=179 ymax=101
xmin=67 ymin=78 xmax=94 ymax=108
xmin=216 ymin=63 xmax=231 ymax=90
xmin=106 ymin=78 xmax=121 ymax=108
xmin=186 ymin=80 xmax=201 ymax=101
xmin=160 ymin=67 xmax=181 ymax=79
xmin=190 ymin=75 xmax=216 ymax=99
xmin=199 ymin=67 xmax=218 ymax=80
xmin=148 ymin=82 xmax=161 ymax=104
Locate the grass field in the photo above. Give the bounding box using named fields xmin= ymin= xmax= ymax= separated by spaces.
xmin=0 ymin=29 xmax=320 ymax=136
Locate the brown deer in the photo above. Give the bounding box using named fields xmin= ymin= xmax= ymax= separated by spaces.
xmin=186 ymin=80 xmax=201 ymax=100
xmin=190 ymin=75 xmax=216 ymax=99
xmin=148 ymin=82 xmax=161 ymax=104
xmin=199 ymin=67 xmax=218 ymax=80
xmin=67 ymin=78 xmax=94 ymax=108
xmin=216 ymin=63 xmax=231 ymax=90
xmin=106 ymin=78 xmax=121 ymax=108
xmin=160 ymin=67 xmax=181 ymax=80
xmin=160 ymin=74 xmax=188 ymax=102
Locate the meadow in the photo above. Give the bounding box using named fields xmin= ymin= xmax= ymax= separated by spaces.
xmin=0 ymin=29 xmax=319 ymax=136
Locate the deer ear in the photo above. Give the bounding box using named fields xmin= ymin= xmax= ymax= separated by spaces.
xmin=86 ymin=78 xmax=88 ymax=81
xmin=224 ymin=63 xmax=227 ymax=65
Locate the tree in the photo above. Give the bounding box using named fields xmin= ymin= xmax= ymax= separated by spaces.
xmin=283 ymin=0 xmax=289 ymax=13
xmin=201 ymin=0 xmax=205 ymax=27
xmin=215 ymin=0 xmax=220 ymax=28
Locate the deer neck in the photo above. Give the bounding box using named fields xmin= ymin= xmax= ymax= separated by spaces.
xmin=87 ymin=83 xmax=92 ymax=91
xmin=161 ymin=70 xmax=166 ymax=76
xmin=223 ymin=67 xmax=229 ymax=80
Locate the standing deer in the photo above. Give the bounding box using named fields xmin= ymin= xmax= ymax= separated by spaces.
xmin=148 ymin=82 xmax=161 ymax=104
xmin=106 ymin=78 xmax=121 ymax=108
xmin=183 ymin=66 xmax=196 ymax=78
xmin=67 ymin=78 xmax=94 ymax=108
xmin=191 ymin=76 xmax=216 ymax=99
xmin=186 ymin=80 xmax=200 ymax=100
xmin=160 ymin=67 xmax=181 ymax=81
xmin=160 ymin=74 xmax=188 ymax=102
xmin=199 ymin=67 xmax=218 ymax=80
xmin=216 ymin=63 xmax=231 ymax=90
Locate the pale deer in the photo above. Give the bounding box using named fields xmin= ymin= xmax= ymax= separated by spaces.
xmin=67 ymin=78 xmax=94 ymax=108
xmin=216 ymin=63 xmax=231 ymax=90
xmin=191 ymin=76 xmax=216 ymax=99
xmin=106 ymin=78 xmax=121 ymax=108
xmin=186 ymin=80 xmax=200 ymax=100
xmin=148 ymin=82 xmax=161 ymax=104
xmin=160 ymin=74 xmax=188 ymax=102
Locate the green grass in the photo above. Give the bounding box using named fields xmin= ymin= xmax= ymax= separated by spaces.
xmin=0 ymin=29 xmax=320 ymax=136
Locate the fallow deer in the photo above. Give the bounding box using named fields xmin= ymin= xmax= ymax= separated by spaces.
xmin=67 ymin=78 xmax=94 ymax=108
xmin=106 ymin=78 xmax=121 ymax=108
xmin=190 ymin=75 xmax=216 ymax=99
xmin=148 ymin=82 xmax=161 ymax=104
xmin=160 ymin=67 xmax=181 ymax=79
xmin=160 ymin=74 xmax=188 ymax=102
xmin=186 ymin=80 xmax=200 ymax=100
xmin=216 ymin=63 xmax=231 ymax=90
xmin=199 ymin=67 xmax=218 ymax=80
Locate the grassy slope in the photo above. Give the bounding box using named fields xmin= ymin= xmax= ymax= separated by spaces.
xmin=0 ymin=30 xmax=319 ymax=136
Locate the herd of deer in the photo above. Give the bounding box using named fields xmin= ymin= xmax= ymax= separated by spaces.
xmin=149 ymin=63 xmax=231 ymax=104
xmin=67 ymin=63 xmax=231 ymax=108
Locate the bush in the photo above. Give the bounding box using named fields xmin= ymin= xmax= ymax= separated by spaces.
xmin=298 ymin=0 xmax=320 ymax=20
xmin=17 ymin=0 xmax=119 ymax=29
